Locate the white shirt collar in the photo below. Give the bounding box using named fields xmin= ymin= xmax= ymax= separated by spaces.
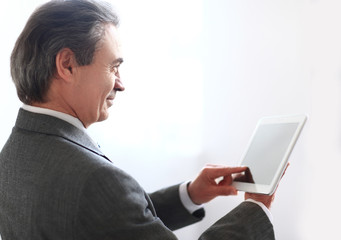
xmin=21 ymin=104 xmax=86 ymax=131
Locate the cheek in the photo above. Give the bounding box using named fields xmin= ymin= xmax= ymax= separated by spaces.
xmin=98 ymin=74 xmax=114 ymax=96
xmin=100 ymin=75 xmax=116 ymax=102
xmin=105 ymin=72 xmax=116 ymax=90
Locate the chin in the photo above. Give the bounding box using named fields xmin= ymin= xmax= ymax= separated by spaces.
xmin=97 ymin=111 xmax=110 ymax=122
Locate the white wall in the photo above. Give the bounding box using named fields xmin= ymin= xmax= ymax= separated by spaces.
xmin=1 ymin=0 xmax=341 ymax=239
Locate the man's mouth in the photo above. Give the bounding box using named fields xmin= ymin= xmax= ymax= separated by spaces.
xmin=106 ymin=93 xmax=116 ymax=106
xmin=107 ymin=92 xmax=116 ymax=101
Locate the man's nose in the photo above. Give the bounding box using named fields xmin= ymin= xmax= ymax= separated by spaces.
xmin=114 ymin=78 xmax=125 ymax=91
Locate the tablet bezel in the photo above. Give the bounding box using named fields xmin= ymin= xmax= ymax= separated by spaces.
xmin=232 ymin=114 xmax=307 ymax=195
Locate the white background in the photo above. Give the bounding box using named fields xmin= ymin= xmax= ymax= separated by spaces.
xmin=1 ymin=0 xmax=341 ymax=239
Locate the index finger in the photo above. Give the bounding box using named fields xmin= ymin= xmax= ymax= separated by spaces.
xmin=205 ymin=166 xmax=248 ymax=178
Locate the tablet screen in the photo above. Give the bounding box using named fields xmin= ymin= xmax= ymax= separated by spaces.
xmin=235 ymin=122 xmax=299 ymax=185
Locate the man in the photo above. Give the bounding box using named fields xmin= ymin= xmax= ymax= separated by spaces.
xmin=0 ymin=0 xmax=277 ymax=239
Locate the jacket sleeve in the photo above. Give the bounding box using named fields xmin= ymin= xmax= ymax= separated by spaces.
xmin=149 ymin=184 xmax=205 ymax=231
xmin=199 ymin=201 xmax=275 ymax=240
xmin=74 ymin=164 xmax=178 ymax=240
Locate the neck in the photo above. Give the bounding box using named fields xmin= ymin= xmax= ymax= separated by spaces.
xmin=31 ymin=101 xmax=87 ymax=128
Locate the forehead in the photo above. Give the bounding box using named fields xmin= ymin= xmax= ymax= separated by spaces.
xmin=95 ymin=24 xmax=122 ymax=60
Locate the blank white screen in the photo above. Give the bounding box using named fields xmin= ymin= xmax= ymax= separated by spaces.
xmin=237 ymin=122 xmax=299 ymax=185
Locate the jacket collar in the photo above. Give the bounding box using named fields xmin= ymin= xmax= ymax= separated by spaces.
xmin=15 ymin=108 xmax=110 ymax=161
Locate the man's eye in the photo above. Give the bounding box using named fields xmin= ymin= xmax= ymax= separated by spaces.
xmin=111 ymin=65 xmax=120 ymax=73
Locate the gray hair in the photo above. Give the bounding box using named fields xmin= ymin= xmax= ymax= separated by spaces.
xmin=11 ymin=0 xmax=119 ymax=104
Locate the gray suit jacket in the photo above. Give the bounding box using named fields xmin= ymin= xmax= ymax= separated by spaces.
xmin=0 ymin=109 xmax=274 ymax=239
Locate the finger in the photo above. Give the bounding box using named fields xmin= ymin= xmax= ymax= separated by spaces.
xmin=204 ymin=166 xmax=248 ymax=179
xmin=214 ymin=185 xmax=238 ymax=196
xmin=218 ymin=175 xmax=233 ymax=186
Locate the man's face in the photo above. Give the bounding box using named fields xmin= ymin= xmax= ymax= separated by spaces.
xmin=72 ymin=24 xmax=124 ymax=127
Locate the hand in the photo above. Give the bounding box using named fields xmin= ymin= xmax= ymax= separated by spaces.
xmin=187 ymin=164 xmax=247 ymax=205
xmin=245 ymin=163 xmax=290 ymax=209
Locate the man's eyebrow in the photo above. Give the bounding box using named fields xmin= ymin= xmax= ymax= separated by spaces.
xmin=112 ymin=58 xmax=124 ymax=65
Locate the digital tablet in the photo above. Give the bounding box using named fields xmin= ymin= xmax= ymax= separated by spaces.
xmin=232 ymin=114 xmax=307 ymax=195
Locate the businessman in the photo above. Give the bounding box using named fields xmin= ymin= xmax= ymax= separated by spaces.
xmin=0 ymin=0 xmax=277 ymax=239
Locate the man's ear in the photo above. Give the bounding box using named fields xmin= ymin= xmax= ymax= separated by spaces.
xmin=55 ymin=48 xmax=76 ymax=82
